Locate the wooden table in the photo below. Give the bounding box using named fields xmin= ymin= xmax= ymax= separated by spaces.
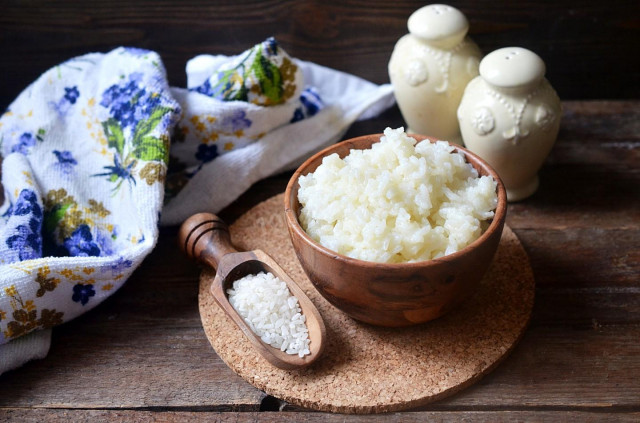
xmin=1 ymin=1 xmax=639 ymax=421
xmin=0 ymin=100 xmax=638 ymax=422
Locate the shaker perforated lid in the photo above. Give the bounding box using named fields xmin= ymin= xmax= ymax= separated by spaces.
xmin=479 ymin=47 xmax=546 ymax=88
xmin=408 ymin=4 xmax=469 ymax=47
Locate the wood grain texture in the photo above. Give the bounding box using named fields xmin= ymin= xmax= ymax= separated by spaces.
xmin=0 ymin=0 xmax=638 ymax=413
xmin=1 ymin=101 xmax=636 ymax=418
xmin=2 ymin=409 xmax=640 ymax=423
xmin=1 ymin=268 xmax=637 ymax=409
xmin=0 ymin=0 xmax=638 ymax=106
xmin=0 ymin=0 xmax=637 ymax=411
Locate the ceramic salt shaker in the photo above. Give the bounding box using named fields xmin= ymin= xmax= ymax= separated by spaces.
xmin=458 ymin=47 xmax=562 ymax=201
xmin=388 ymin=4 xmax=482 ymax=143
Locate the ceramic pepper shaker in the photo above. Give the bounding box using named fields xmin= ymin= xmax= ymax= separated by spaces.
xmin=388 ymin=4 xmax=482 ymax=143
xmin=458 ymin=47 xmax=561 ymax=201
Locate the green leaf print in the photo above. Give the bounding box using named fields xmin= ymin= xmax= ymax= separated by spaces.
xmin=132 ymin=106 xmax=172 ymax=154
xmin=251 ymin=50 xmax=282 ymax=104
xmin=44 ymin=203 xmax=70 ymax=235
xmin=213 ymin=69 xmax=248 ymax=102
xmin=133 ymin=135 xmax=170 ymax=163
xmin=102 ymin=118 xmax=125 ymax=155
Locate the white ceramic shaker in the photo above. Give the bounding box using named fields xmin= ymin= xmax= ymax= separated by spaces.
xmin=458 ymin=47 xmax=561 ymax=201
xmin=388 ymin=4 xmax=482 ymax=143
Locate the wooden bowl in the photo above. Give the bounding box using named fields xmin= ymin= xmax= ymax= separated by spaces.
xmin=284 ymin=133 xmax=508 ymax=327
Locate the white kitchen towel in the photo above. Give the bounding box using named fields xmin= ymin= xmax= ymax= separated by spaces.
xmin=0 ymin=39 xmax=394 ymax=374
xmin=0 ymin=47 xmax=181 ymax=373
xmin=160 ymin=38 xmax=394 ymax=224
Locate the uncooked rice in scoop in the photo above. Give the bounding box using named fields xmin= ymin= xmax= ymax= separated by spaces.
xmin=227 ymin=271 xmax=310 ymax=357
xmin=297 ymin=127 xmax=498 ymax=263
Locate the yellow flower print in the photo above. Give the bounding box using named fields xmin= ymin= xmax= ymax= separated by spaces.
xmin=139 ymin=162 xmax=166 ymax=185
xmin=1 ymin=284 xmax=65 ymax=339
xmin=190 ymin=115 xmax=207 ymax=133
xmin=24 ymin=300 xmax=36 ymax=312
xmin=5 ymin=308 xmax=38 ymax=338
xmin=45 ymin=188 xmax=74 ymax=209
xmin=4 ymin=285 xmax=18 ymax=297
xmin=87 ymin=199 xmax=111 ymax=218
xmin=39 ymin=309 xmax=64 ymax=329
xmin=35 ymin=266 xmax=61 ymax=297
xmin=22 ymin=171 xmax=34 ymax=186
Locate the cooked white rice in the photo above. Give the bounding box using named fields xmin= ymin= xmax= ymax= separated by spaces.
xmin=297 ymin=127 xmax=498 ymax=263
xmin=227 ymin=271 xmax=310 ymax=357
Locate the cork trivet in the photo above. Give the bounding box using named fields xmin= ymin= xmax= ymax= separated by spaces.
xmin=198 ymin=194 xmax=534 ymax=414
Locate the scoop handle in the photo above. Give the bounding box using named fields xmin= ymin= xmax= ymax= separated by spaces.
xmin=179 ymin=213 xmax=238 ymax=271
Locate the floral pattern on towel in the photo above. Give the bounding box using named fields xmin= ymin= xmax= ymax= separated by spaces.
xmin=0 ymin=47 xmax=180 ymax=345
xmin=191 ymin=37 xmax=299 ymax=106
xmin=94 ymin=72 xmax=177 ymax=192
xmin=165 ymin=38 xmax=325 ymax=201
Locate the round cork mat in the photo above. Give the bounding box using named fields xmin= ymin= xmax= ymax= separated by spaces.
xmin=198 ymin=194 xmax=534 ymax=414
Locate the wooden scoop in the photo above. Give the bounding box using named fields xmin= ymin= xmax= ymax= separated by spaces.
xmin=179 ymin=213 xmax=326 ymax=370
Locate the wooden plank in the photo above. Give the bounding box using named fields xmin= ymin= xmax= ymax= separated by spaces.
xmin=0 ymin=1 xmax=638 ymax=102
xmin=558 ymin=101 xmax=640 ymax=143
xmin=1 ymin=409 xmax=640 ymax=422
xmin=507 ymin=101 xmax=640 ymax=230
xmin=439 ymin=326 xmax=640 ymax=408
xmin=533 ymin=287 xmax=640 ymax=327
xmin=514 ymin=228 xmax=639 ymax=287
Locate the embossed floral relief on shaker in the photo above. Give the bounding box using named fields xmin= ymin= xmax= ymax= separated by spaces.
xmin=389 ymin=4 xmax=482 ymax=144
xmin=458 ymin=47 xmax=562 ymax=201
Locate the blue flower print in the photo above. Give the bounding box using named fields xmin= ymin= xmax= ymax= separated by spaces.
xmin=72 ymin=283 xmax=95 ymax=306
xmin=133 ymin=91 xmax=162 ymax=123
xmin=221 ymin=110 xmax=252 ymax=132
xmin=111 ymin=256 xmax=133 ymax=276
xmin=290 ymin=87 xmax=324 ymax=123
xmin=13 ymin=189 xmax=42 ymax=219
xmin=191 ymin=73 xmax=236 ymax=100
xmin=11 ymin=132 xmax=36 ymax=155
xmin=64 ymin=225 xmax=101 ymax=257
xmin=100 ymin=72 xmax=164 ymax=130
xmin=6 ymin=218 xmax=42 ymax=261
xmin=64 ymin=86 xmax=80 ymax=104
xmin=263 ymin=37 xmax=279 ymax=56
xmin=95 ymin=229 xmax=116 ymax=257
xmin=195 ymin=144 xmax=219 ymax=163
xmin=3 ymin=189 xmax=43 ymax=262
xmin=94 ymin=154 xmax=137 ymax=189
xmin=192 ymin=79 xmax=214 ymax=97
xmin=53 ymin=150 xmax=78 ymax=175
xmin=300 ymin=87 xmax=323 ymax=116
xmin=50 ymin=86 xmax=80 ymax=117
xmin=290 ymin=108 xmax=304 ymax=123
xmin=53 ymin=150 xmax=77 ymax=164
